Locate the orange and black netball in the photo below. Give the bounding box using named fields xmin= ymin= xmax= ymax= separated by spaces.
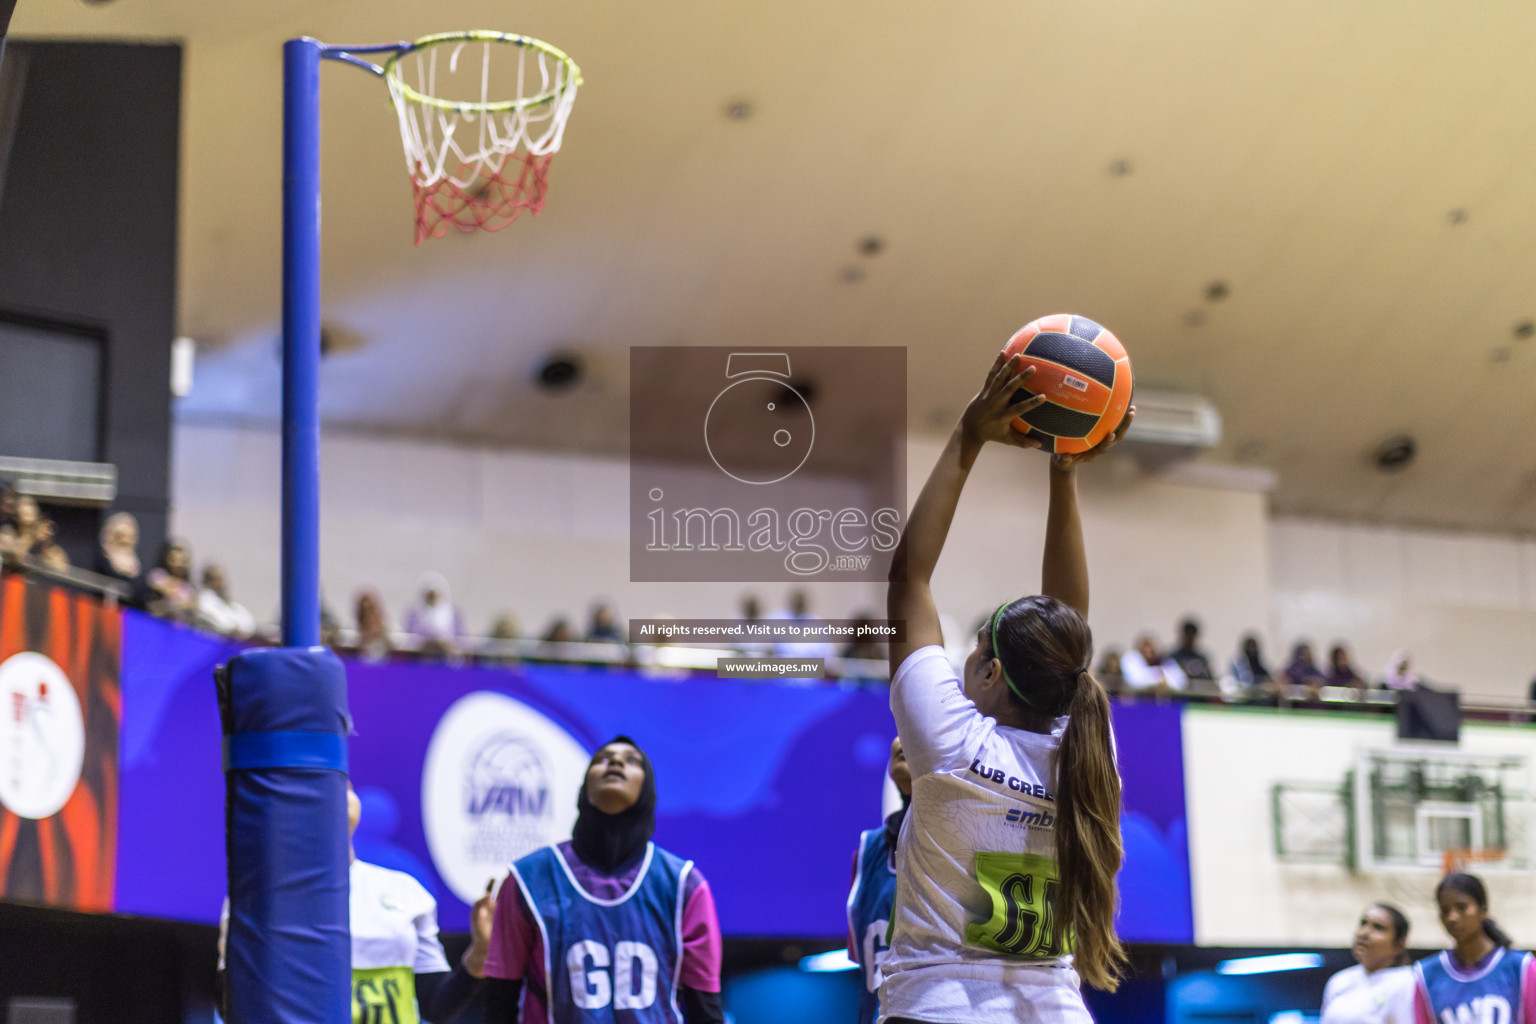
xmin=1002 ymin=314 xmax=1133 ymax=455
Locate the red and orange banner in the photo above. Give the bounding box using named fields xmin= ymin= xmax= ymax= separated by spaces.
xmin=0 ymin=573 xmax=120 ymax=911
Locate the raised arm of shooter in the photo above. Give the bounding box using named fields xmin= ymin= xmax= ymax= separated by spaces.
xmin=887 ymin=352 xmax=1043 ymax=676
xmin=1039 ymin=410 xmax=1136 ymax=620
xmin=1041 ymin=464 xmax=1088 ymax=617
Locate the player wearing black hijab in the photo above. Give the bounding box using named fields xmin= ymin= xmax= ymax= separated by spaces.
xmin=483 ymin=736 xmax=725 ymax=1023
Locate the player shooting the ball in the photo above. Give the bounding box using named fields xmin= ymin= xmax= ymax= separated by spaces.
xmin=881 ymin=349 xmax=1132 ymax=1024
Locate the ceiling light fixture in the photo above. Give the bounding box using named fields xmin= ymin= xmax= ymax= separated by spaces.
xmin=1374 ymin=436 xmax=1416 ymax=472
xmin=535 ymin=353 xmax=584 ymax=390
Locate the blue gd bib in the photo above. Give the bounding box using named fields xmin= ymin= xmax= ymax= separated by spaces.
xmin=1416 ymin=947 xmax=1531 ymax=1024
xmin=512 ymin=843 xmax=691 ymax=1024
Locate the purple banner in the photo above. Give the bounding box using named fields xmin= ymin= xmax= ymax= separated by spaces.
xmin=115 ymin=612 xmax=1190 ymax=941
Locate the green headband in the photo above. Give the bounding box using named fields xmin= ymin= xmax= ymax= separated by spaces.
xmin=990 ymin=600 xmax=1033 ymax=706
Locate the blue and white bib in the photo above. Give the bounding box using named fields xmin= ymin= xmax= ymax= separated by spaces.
xmin=847 ymin=826 xmax=898 ymax=1024
xmin=1416 ymin=947 xmax=1532 ymax=1024
xmin=511 ymin=843 xmax=691 ymax=1024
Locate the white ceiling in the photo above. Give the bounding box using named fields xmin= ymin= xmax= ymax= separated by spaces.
xmin=15 ymin=0 xmax=1536 ymax=532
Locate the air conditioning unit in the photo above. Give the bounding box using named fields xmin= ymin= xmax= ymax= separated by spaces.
xmin=1122 ymin=390 xmax=1221 ymax=449
xmin=0 ymin=456 xmax=117 ymax=506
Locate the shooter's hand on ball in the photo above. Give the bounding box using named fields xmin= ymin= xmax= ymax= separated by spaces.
xmin=960 ymin=352 xmax=1048 ymax=451
xmin=1053 ymin=405 xmax=1136 ymax=470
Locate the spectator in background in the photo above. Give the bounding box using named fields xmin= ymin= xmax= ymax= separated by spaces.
xmin=1283 ymin=641 xmax=1326 ymax=696
xmin=542 ymin=617 xmax=575 ymax=645
xmin=320 ymin=599 xmax=342 ymax=648
xmin=1327 ymin=644 xmax=1366 ymax=691
xmin=0 ymin=494 xmax=69 ymax=572
xmin=586 ymin=602 xmax=623 ymax=643
xmin=1096 ymin=649 xmax=1125 ymax=697
xmin=1170 ymin=618 xmax=1216 ymax=685
xmin=144 ymin=539 xmax=199 ymax=621
xmin=403 ymin=573 xmax=466 ymax=658
xmin=1382 ymin=650 xmax=1418 ymax=690
xmin=36 ymin=541 xmax=70 ymax=571
xmin=94 ymin=511 xmax=143 ymax=589
xmin=1228 ymin=634 xmax=1275 ymax=697
xmin=738 ymin=592 xmax=770 ymax=656
xmin=0 ymin=485 xmax=18 ymax=560
xmin=1120 ymin=634 xmax=1187 ymax=695
xmin=0 ymin=495 xmax=52 ymax=560
xmin=771 ymin=588 xmax=835 ymax=661
xmin=840 ymin=613 xmax=887 ymax=662
xmin=197 ymin=565 xmax=256 ymax=639
xmin=480 ymin=614 xmax=520 ymax=663
xmin=354 ymin=589 xmax=392 ymax=663
xmin=740 ymin=593 xmax=763 ymax=624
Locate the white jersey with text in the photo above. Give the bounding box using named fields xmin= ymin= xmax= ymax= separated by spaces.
xmin=881 ymin=645 xmax=1092 ymax=1024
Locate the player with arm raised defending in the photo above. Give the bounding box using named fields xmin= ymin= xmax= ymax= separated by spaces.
xmin=881 ymin=351 xmax=1132 ymax=1024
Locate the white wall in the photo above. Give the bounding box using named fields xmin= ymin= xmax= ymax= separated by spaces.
xmin=170 ymin=424 xmax=1536 ymax=697
xmin=1272 ymin=518 xmax=1536 ymax=699
xmin=908 ymin=437 xmax=1272 ymax=668
xmin=170 ymin=423 xmax=1273 ymax=656
xmin=170 ymin=422 xmax=872 ymax=636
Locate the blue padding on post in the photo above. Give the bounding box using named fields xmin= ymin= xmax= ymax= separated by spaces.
xmin=220 ymin=645 xmax=351 ymax=1024
xmin=223 ymin=731 xmax=348 ymax=773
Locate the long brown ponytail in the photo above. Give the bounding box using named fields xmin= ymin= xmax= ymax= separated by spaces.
xmin=1055 ymin=669 xmax=1127 ymax=990
xmin=988 ymin=596 xmax=1127 ymax=991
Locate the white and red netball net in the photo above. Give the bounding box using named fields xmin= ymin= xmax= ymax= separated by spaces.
xmin=385 ymin=33 xmax=580 ymax=244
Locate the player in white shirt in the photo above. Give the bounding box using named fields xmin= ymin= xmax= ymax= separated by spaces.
xmin=1320 ymin=903 xmax=1414 ymax=1024
xmin=221 ymin=782 xmax=493 ymax=1024
xmin=883 ymin=351 xmax=1133 ymax=1024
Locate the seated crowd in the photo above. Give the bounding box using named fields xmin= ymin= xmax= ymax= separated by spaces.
xmin=0 ymin=489 xmax=262 ymax=640
xmin=0 ymin=490 xmax=886 ymax=677
xmin=1095 ymin=618 xmax=1426 ymax=702
xmin=0 ymin=487 xmax=1475 ymax=696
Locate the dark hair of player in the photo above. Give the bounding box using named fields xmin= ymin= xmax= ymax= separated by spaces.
xmin=1436 ymin=873 xmax=1513 ymax=949
xmin=983 ymin=595 xmax=1124 ymax=990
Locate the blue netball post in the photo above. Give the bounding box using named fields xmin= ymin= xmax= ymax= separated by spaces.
xmin=220 ymin=32 xmax=581 ymax=1024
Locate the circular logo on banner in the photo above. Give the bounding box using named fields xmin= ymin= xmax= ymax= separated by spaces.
xmin=0 ymin=652 xmax=85 ymax=820
xmin=421 ymin=691 xmax=589 ymax=904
